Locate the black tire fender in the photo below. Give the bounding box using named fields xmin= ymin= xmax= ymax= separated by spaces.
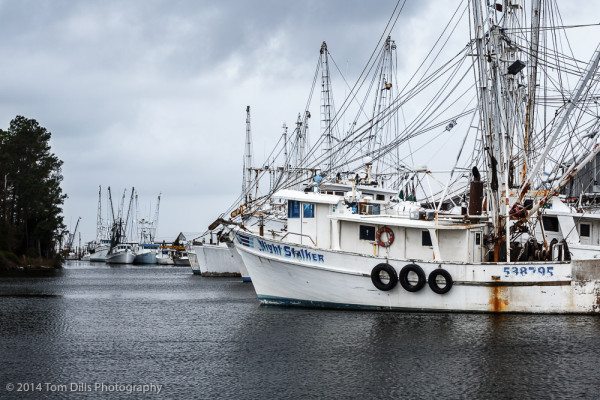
xmin=428 ymin=268 xmax=453 ymax=294
xmin=399 ymin=264 xmax=426 ymax=292
xmin=370 ymin=263 xmax=398 ymax=291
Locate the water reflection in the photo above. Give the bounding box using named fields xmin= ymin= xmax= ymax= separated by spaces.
xmin=1 ymin=263 xmax=600 ymax=398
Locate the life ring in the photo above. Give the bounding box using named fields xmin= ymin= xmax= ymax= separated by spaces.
xmin=376 ymin=226 xmax=395 ymax=247
xmin=371 ymin=263 xmax=398 ymax=291
xmin=399 ymin=264 xmax=426 ymax=292
xmin=428 ymin=269 xmax=453 ymax=294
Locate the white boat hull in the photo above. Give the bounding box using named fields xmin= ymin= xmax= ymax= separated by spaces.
xmin=235 ymin=232 xmax=600 ymax=314
xmin=188 ymin=250 xmax=201 ymax=274
xmin=194 ymin=244 xmax=242 ymax=277
xmin=105 ymin=251 xmax=135 ymax=264
xmin=174 ymin=256 xmax=191 ymax=266
xmin=90 ymin=247 xmax=109 ymax=262
xmin=134 ymin=250 xmax=157 ymax=264
xmin=156 ymin=254 xmax=174 ymax=265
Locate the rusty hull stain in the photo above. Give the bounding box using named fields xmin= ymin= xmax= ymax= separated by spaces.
xmin=490 ymin=284 xmax=509 ymax=312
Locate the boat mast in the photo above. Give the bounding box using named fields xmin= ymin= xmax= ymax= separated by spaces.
xmin=282 ymin=123 xmax=288 ymax=185
xmin=152 ymin=193 xmax=161 ymax=242
xmin=320 ymin=41 xmax=335 ymax=173
xmin=96 ymin=185 xmax=102 ymax=243
xmin=123 ymin=187 xmax=135 ymax=243
xmin=523 ymin=0 xmax=542 ymax=181
xmin=243 ymin=105 xmax=253 ymax=204
xmin=369 ymin=36 xmax=396 ymax=181
xmin=495 ymin=0 xmax=527 ymax=262
xmin=471 ymin=0 xmax=503 ymax=259
xmin=107 ymin=186 xmax=115 ymax=227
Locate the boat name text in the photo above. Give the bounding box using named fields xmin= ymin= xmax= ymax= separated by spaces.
xmin=256 ymin=239 xmax=325 ymax=263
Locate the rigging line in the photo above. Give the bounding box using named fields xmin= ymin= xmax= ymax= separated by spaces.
xmin=502 ymin=22 xmax=600 ymax=32
xmin=375 ymin=58 xmax=474 ymax=160
xmin=353 ymin=50 xmax=470 ymax=159
xmin=320 ymin=0 xmax=406 ymax=146
xmin=328 ymin=52 xmax=373 ymax=124
xmin=298 ymin=46 xmax=387 ymax=173
xmin=343 ymin=109 xmax=476 ymax=169
xmin=396 ymin=0 xmax=467 ymax=99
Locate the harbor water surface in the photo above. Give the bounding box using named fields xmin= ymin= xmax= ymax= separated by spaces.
xmin=1 ymin=261 xmax=600 ymax=399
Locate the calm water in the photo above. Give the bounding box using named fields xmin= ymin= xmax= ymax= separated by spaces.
xmin=1 ymin=261 xmax=600 ymax=399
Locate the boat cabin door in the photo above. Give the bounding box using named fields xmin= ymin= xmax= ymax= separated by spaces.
xmin=470 ymin=230 xmax=482 ymax=263
xmin=300 ymin=202 xmax=317 ymax=246
xmin=287 ymin=200 xmax=317 ymax=246
xmin=579 ymin=222 xmax=592 ymax=246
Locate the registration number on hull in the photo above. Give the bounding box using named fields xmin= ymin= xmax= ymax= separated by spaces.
xmin=503 ymin=266 xmax=554 ymax=277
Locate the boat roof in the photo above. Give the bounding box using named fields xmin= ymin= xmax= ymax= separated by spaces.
xmin=273 ymin=189 xmax=343 ymax=205
xmin=330 ymin=213 xmax=488 ymax=230
xmin=323 ymin=182 xmax=398 ymax=195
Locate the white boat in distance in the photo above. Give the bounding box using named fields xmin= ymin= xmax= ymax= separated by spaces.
xmin=194 ymin=242 xmax=242 ymax=278
xmin=174 ymin=252 xmax=191 ymax=266
xmin=89 ymin=241 xmax=110 ymax=262
xmin=134 ymin=243 xmax=158 ymax=264
xmin=156 ymin=248 xmax=174 ymax=265
xmin=105 ymin=244 xmax=136 ymax=264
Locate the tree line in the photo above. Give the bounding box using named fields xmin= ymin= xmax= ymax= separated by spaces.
xmin=0 ymin=116 xmax=66 ymax=267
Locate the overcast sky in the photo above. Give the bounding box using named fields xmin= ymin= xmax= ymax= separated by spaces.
xmin=1 ymin=0 xmax=599 ymax=243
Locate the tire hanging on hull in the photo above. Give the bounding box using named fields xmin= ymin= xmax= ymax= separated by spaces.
xmin=428 ymin=269 xmax=453 ymax=294
xmin=399 ymin=264 xmax=426 ymax=292
xmin=370 ymin=263 xmax=398 ymax=291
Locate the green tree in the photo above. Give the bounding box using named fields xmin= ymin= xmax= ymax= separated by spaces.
xmin=0 ymin=116 xmax=66 ymax=261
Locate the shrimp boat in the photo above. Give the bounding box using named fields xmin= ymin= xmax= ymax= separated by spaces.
xmin=105 ymin=243 xmax=136 ymax=264
xmin=234 ymin=0 xmax=600 ymax=313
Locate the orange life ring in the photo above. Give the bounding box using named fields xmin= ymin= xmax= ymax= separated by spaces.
xmin=376 ymin=226 xmax=395 ymax=247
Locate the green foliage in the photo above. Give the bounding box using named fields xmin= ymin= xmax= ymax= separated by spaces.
xmin=0 ymin=116 xmax=66 ymax=262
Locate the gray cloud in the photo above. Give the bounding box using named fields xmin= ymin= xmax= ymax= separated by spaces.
xmin=2 ymin=0 xmax=597 ymax=241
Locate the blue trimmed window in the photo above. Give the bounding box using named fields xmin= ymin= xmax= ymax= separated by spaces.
xmin=303 ymin=203 xmax=315 ymax=218
xmin=288 ymin=200 xmax=300 ymax=218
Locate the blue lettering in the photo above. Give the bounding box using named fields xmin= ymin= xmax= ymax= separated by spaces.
xmin=284 ymin=246 xmax=291 ymax=257
xmin=312 ymin=254 xmax=317 ymax=261
xmin=318 ymin=255 xmax=324 ymax=263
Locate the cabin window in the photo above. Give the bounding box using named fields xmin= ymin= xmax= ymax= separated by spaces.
xmin=422 ymin=231 xmax=432 ymax=247
xmin=288 ymin=200 xmax=300 ymax=218
xmin=303 ymin=203 xmax=315 ymax=218
xmin=475 ymin=232 xmax=481 ymax=246
xmin=580 ymin=223 xmax=591 ymax=237
xmin=542 ymin=216 xmax=559 ymax=232
xmin=335 ymin=191 xmax=344 ymax=196
xmin=376 ymin=194 xmax=385 ymax=201
xmin=359 ymin=225 xmax=376 ymax=241
xmin=372 ymin=204 xmax=381 ymax=215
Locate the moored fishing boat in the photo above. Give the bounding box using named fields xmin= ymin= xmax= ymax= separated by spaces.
xmin=235 ymin=189 xmax=600 ymax=313
xmin=233 ymin=0 xmax=600 ymax=313
xmin=105 ymin=243 xmax=136 ymax=264
xmin=156 ymin=248 xmax=174 ymax=265
xmin=194 ymin=242 xmax=241 ymax=277
xmin=89 ymin=240 xmax=111 ymax=262
xmin=134 ymin=243 xmax=158 ymax=264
